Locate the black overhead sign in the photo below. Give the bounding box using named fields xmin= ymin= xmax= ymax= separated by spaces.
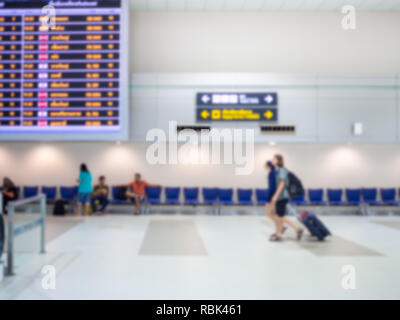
xmin=197 ymin=92 xmax=278 ymax=107
xmin=196 ymin=92 xmax=279 ymax=122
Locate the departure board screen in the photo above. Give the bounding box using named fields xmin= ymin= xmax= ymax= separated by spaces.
xmin=0 ymin=0 xmax=129 ymax=140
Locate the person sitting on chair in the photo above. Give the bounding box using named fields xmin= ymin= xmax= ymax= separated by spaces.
xmin=2 ymin=177 xmax=17 ymax=215
xmin=116 ymin=173 xmax=161 ymax=215
xmin=91 ymin=176 xmax=109 ymax=215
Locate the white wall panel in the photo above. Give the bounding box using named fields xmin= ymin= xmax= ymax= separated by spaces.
xmin=130 ymin=12 xmax=400 ymax=74
xmin=2 ymin=142 xmax=400 ymax=190
xmin=130 ymin=73 xmax=400 ymax=143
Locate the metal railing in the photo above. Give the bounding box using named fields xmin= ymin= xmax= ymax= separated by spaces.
xmin=6 ymin=194 xmax=46 ymax=276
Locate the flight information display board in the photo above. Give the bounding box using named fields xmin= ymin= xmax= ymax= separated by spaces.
xmin=0 ymin=0 xmax=129 ymax=140
xmin=196 ymin=92 xmax=278 ymax=122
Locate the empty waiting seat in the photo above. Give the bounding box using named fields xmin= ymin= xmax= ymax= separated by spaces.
xmin=291 ymin=192 xmax=307 ymax=205
xmin=362 ymin=188 xmax=382 ymax=206
xmin=380 ymin=188 xmax=400 ymax=206
xmin=184 ymin=188 xmax=199 ymax=205
xmin=202 ymin=188 xmax=219 ymax=205
xmin=165 ymin=187 xmax=180 ymax=205
xmin=308 ymin=189 xmax=326 ymax=205
xmin=327 ymin=189 xmax=345 ymax=205
xmin=14 ymin=186 xmax=21 ymax=199
xmin=42 ymin=186 xmax=57 ymax=202
xmin=219 ymin=189 xmax=234 ymax=205
xmin=146 ymin=186 xmax=162 ymax=205
xmin=111 ymin=187 xmax=128 ymax=204
xmin=23 ymin=186 xmax=39 ymax=198
xmin=346 ymin=189 xmax=362 ymax=205
xmin=237 ymin=189 xmax=253 ymax=205
xmin=60 ymin=186 xmax=78 ymax=202
xmin=255 ymin=189 xmax=269 ymax=205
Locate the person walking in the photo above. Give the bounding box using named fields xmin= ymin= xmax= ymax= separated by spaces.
xmin=266 ymin=155 xmax=303 ymax=242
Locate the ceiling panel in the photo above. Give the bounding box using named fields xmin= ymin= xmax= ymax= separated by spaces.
xmin=167 ymin=0 xmax=186 ymax=10
xmin=130 ymin=0 xmax=400 ymax=11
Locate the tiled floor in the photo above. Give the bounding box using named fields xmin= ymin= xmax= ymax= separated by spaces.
xmin=1 ymin=209 xmax=400 ymax=300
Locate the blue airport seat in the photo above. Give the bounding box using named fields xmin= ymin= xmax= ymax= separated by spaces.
xmin=219 ymin=188 xmax=234 ymax=205
xmin=184 ymin=188 xmax=199 ymax=205
xmin=362 ymin=188 xmax=382 ymax=206
xmin=308 ymin=189 xmax=326 ymax=205
xmin=15 ymin=186 xmax=21 ymax=199
xmin=23 ymin=186 xmax=39 ymax=199
xmin=237 ymin=189 xmax=254 ymax=205
xmin=380 ymin=188 xmax=400 ymax=206
xmin=60 ymin=186 xmax=77 ymax=202
xmin=111 ymin=187 xmax=128 ymax=204
xmin=255 ymin=189 xmax=269 ymax=205
xmin=165 ymin=187 xmax=180 ymax=205
xmin=346 ymin=188 xmax=362 ymax=205
xmin=327 ymin=189 xmax=345 ymax=205
xmin=202 ymin=188 xmax=219 ymax=205
xmin=42 ymin=186 xmax=57 ymax=202
xmin=291 ymin=192 xmax=307 ymax=205
xmin=146 ymin=186 xmax=162 ymax=205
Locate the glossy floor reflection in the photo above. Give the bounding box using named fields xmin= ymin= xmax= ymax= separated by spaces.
xmin=1 ymin=212 xmax=400 ymax=300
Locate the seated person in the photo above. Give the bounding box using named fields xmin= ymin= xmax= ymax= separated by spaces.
xmin=91 ymin=176 xmax=109 ymax=215
xmin=2 ymin=177 xmax=17 ymax=215
xmin=116 ymin=173 xmax=161 ymax=215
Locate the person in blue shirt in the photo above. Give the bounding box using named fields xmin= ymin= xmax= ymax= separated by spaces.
xmin=266 ymin=161 xmax=276 ymax=202
xmin=265 ymin=155 xmax=303 ymax=242
xmin=76 ymin=163 xmax=93 ymax=217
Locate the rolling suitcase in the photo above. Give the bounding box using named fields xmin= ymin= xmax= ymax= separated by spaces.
xmin=299 ymin=211 xmax=331 ymax=241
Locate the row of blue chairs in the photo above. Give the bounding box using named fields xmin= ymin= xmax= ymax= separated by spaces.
xmin=145 ymin=187 xmax=400 ymax=207
xmin=2 ymin=186 xmax=400 ymax=207
xmin=291 ymin=188 xmax=400 ymax=206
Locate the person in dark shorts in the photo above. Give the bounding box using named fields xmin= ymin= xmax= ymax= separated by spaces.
xmin=267 ymin=155 xmax=303 ymax=242
xmin=266 ymin=161 xmax=276 ymax=202
xmin=91 ymin=176 xmax=109 ymax=215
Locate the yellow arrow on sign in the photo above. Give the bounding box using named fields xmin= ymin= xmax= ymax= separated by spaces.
xmin=264 ymin=110 xmax=274 ymax=120
xmin=201 ymin=110 xmax=210 ymax=119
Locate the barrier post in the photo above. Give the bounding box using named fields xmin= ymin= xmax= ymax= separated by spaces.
xmin=6 ymin=202 xmax=14 ymax=276
xmin=5 ymin=194 xmax=46 ymax=277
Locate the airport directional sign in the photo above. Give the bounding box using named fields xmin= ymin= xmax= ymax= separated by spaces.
xmin=196 ymin=92 xmax=278 ymax=122
xmin=197 ymin=93 xmax=278 ymax=107
xmin=197 ymin=108 xmax=278 ymax=122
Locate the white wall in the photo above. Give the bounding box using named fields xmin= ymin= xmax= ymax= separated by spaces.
xmin=2 ymin=11 xmax=400 ymax=193
xmin=130 ymin=73 xmax=400 ymax=143
xmin=1 ymin=142 xmax=399 ymax=191
xmin=131 ymin=12 xmax=400 ymax=74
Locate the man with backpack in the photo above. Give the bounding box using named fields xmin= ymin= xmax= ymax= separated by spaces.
xmin=266 ymin=154 xmax=303 ymax=242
